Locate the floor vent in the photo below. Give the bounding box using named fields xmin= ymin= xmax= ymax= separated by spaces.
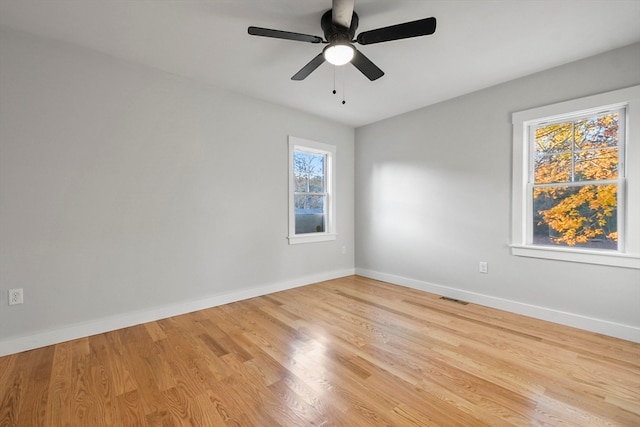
xmin=440 ymin=296 xmax=469 ymax=305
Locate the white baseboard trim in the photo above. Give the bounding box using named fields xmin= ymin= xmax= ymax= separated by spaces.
xmin=0 ymin=268 xmax=355 ymax=357
xmin=355 ymin=268 xmax=640 ymax=343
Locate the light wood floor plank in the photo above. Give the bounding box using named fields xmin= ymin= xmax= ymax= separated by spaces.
xmin=1 ymin=275 xmax=639 ymax=426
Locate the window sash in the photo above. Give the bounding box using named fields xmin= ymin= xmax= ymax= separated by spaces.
xmin=528 ymin=108 xmax=625 ymax=185
xmin=526 ymin=181 xmax=623 ymax=251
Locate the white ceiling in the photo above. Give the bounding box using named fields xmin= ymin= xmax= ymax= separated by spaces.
xmin=1 ymin=0 xmax=639 ymax=127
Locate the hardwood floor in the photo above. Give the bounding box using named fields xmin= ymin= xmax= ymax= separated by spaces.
xmin=1 ymin=275 xmax=639 ymax=426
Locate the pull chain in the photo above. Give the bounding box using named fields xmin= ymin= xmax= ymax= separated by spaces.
xmin=341 ymin=66 xmax=346 ymax=105
xmin=332 ymin=66 xmax=337 ymax=95
xmin=330 ymin=65 xmax=346 ymax=105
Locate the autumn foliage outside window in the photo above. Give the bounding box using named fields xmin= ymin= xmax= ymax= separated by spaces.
xmin=532 ymin=110 xmax=623 ymax=249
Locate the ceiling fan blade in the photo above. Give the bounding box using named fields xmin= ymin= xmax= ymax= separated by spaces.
xmin=332 ymin=0 xmax=355 ymax=28
xmin=248 ymin=26 xmax=323 ymax=44
xmin=356 ymin=17 xmax=436 ymax=45
xmin=291 ymin=53 xmax=326 ymax=80
xmin=351 ymin=49 xmax=384 ymax=81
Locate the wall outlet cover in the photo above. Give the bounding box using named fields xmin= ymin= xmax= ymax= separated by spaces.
xmin=479 ymin=262 xmax=489 ymax=274
xmin=8 ymin=288 xmax=24 ymax=305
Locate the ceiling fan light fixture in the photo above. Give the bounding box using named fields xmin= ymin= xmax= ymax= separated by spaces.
xmin=324 ymin=43 xmax=354 ymax=66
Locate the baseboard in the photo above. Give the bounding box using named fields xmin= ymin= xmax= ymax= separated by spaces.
xmin=0 ymin=268 xmax=355 ymax=357
xmin=355 ymin=268 xmax=640 ymax=343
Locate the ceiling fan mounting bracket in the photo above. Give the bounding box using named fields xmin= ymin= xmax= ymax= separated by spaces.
xmin=321 ymin=10 xmax=359 ymax=45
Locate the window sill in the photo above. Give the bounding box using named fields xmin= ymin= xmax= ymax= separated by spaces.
xmin=288 ymin=233 xmax=337 ymax=245
xmin=510 ymin=244 xmax=640 ymax=269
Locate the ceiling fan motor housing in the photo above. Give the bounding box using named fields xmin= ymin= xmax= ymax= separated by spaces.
xmin=321 ymin=10 xmax=359 ymax=45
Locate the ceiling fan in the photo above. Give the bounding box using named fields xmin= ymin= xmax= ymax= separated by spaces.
xmin=248 ymin=0 xmax=437 ymax=81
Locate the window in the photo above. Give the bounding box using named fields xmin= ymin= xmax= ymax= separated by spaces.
xmin=511 ymin=86 xmax=640 ymax=269
xmin=288 ymin=136 xmax=336 ymax=244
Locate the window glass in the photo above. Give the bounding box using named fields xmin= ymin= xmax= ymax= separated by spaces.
xmin=294 ymin=150 xmax=326 ymax=234
xmin=531 ymin=111 xmax=621 ymax=250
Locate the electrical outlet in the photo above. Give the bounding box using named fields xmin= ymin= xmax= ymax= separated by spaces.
xmin=479 ymin=262 xmax=488 ymax=274
xmin=8 ymin=288 xmax=23 ymax=305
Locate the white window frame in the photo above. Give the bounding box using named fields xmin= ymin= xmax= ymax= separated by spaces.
xmin=511 ymin=85 xmax=640 ymax=269
xmin=288 ymin=136 xmax=337 ymax=244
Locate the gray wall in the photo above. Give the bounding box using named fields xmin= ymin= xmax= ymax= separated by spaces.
xmin=355 ymin=43 xmax=640 ymax=340
xmin=0 ymin=29 xmax=355 ymax=352
xmin=2 ymin=26 xmax=638 ymax=353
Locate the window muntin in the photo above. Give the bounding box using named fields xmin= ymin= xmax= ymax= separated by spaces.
xmin=530 ymin=110 xmax=623 ymax=250
xmin=288 ymin=136 xmax=336 ymax=244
